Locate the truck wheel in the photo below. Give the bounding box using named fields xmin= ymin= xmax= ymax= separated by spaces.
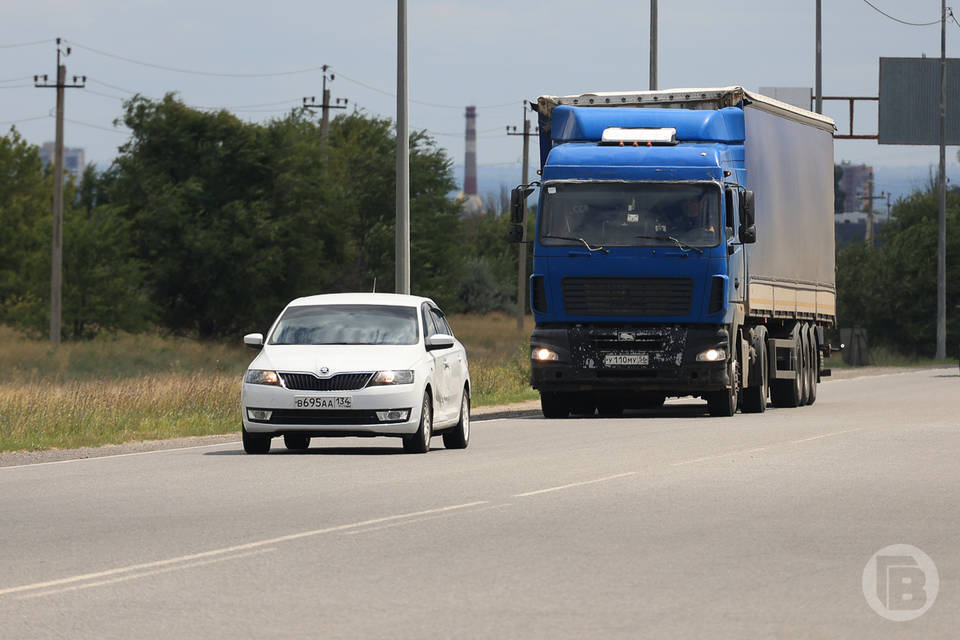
xmin=596 ymin=397 xmax=624 ymax=417
xmin=806 ymin=325 xmax=818 ymax=406
xmin=635 ymin=392 xmax=666 ymax=409
xmin=771 ymin=325 xmax=803 ymax=408
xmin=707 ymin=355 xmax=739 ymax=417
xmin=570 ymin=393 xmax=595 ymax=417
xmin=741 ymin=326 xmax=768 ymax=413
xmin=540 ymin=392 xmax=570 ymax=419
xmin=798 ymin=325 xmax=811 ymax=406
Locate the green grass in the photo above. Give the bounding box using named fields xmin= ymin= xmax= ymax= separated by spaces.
xmin=0 ymin=316 xmax=537 ymax=452
xmin=824 ymin=343 xmax=958 ymax=369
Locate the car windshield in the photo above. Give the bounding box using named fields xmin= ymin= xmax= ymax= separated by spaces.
xmin=539 ymin=182 xmax=721 ymax=249
xmin=269 ymin=304 xmax=419 ymax=345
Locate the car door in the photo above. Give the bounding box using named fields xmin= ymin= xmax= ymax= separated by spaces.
xmin=425 ymin=305 xmax=458 ymax=424
xmin=434 ymin=308 xmax=467 ymax=405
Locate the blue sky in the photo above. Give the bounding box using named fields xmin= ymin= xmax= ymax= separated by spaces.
xmin=2 ymin=0 xmax=958 ymax=172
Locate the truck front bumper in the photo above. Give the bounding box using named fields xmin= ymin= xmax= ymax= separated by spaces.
xmin=530 ymin=324 xmax=731 ymax=395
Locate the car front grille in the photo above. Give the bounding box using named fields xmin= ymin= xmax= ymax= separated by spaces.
xmin=562 ymin=277 xmax=693 ymax=316
xmin=266 ymin=409 xmax=382 ymax=425
xmin=279 ymin=372 xmax=374 ymax=391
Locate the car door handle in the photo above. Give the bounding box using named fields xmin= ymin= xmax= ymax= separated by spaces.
xmin=443 ymin=362 xmax=451 ymax=369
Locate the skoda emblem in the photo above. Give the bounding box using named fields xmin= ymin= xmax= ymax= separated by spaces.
xmin=320 ymin=366 xmax=329 ymax=375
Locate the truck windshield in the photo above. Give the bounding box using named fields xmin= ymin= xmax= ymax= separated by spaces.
xmin=539 ymin=182 xmax=721 ymax=249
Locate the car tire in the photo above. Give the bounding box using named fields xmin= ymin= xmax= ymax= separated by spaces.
xmin=442 ymin=389 xmax=470 ymax=450
xmin=540 ymin=392 xmax=569 ymax=419
xmin=403 ymin=391 xmax=433 ymax=454
xmin=242 ymin=426 xmax=271 ymax=455
xmin=283 ymin=434 xmax=310 ymax=450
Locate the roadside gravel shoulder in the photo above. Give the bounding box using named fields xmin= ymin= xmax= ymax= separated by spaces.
xmin=2 ymin=366 xmax=953 ymax=467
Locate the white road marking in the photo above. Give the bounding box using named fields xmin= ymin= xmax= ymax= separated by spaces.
xmin=344 ymin=503 xmax=513 ymax=535
xmin=0 ymin=501 xmax=488 ymax=598
xmin=513 ymin=472 xmax=637 ymax=498
xmin=0 ymin=440 xmax=239 ymax=470
xmin=671 ymin=446 xmax=769 ymax=466
xmin=16 ymin=548 xmax=277 ymax=600
xmin=791 ymin=428 xmax=863 ymax=443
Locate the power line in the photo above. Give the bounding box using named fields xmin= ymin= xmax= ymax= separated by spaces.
xmin=0 ymin=84 xmax=31 ymax=89
xmin=950 ymin=8 xmax=960 ymax=29
xmin=64 ymin=39 xmax=329 ymax=78
xmin=0 ymin=114 xmax=50 ymax=125
xmin=335 ymin=70 xmax=518 ymax=109
xmin=0 ymin=75 xmax=34 ymax=83
xmin=0 ymin=38 xmax=50 ymax=49
xmin=65 ymin=117 xmax=129 ymax=134
xmin=860 ymin=0 xmax=940 ymax=26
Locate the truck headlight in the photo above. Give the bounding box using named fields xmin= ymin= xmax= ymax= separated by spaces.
xmin=532 ymin=347 xmax=559 ymax=361
xmin=245 ymin=370 xmax=281 ymax=385
xmin=369 ymin=370 xmax=415 ymax=385
xmin=696 ymin=348 xmax=727 ymax=362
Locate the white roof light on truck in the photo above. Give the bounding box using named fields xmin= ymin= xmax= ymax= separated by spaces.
xmin=601 ymin=127 xmax=677 ymax=145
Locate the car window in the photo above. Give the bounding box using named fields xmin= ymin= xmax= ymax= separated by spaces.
xmin=421 ymin=304 xmax=437 ymax=339
xmin=430 ymin=308 xmax=449 ymax=336
xmin=269 ymin=304 xmax=418 ymax=345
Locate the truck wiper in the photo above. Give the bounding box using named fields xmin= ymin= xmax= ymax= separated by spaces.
xmin=633 ymin=234 xmax=704 ymax=254
xmin=542 ymin=235 xmax=609 ymax=254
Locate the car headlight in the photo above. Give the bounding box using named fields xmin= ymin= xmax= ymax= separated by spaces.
xmin=696 ymin=348 xmax=727 ymax=362
xmin=244 ymin=370 xmax=282 ymax=385
xmin=531 ymin=347 xmax=559 ymax=361
xmin=369 ymin=370 xmax=415 ymax=385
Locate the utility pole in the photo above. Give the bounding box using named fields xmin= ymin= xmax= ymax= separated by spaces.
xmin=396 ymin=0 xmax=410 ymax=294
xmin=815 ymin=0 xmax=822 ymax=113
xmin=857 ymin=183 xmax=887 ymax=248
xmin=936 ymin=0 xmax=947 ymax=360
xmin=507 ymin=107 xmax=538 ymax=330
xmin=34 ymin=38 xmax=84 ymax=348
xmin=302 ymin=66 xmax=347 ymax=150
xmin=649 ymin=0 xmax=658 ymax=90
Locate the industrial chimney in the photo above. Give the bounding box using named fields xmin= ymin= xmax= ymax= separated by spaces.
xmin=464 ymin=106 xmax=478 ymax=195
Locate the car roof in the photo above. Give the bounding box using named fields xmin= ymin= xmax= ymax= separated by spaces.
xmin=286 ymin=292 xmax=437 ymax=309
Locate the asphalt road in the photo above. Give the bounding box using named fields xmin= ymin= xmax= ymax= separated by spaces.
xmin=1 ymin=369 xmax=957 ymax=638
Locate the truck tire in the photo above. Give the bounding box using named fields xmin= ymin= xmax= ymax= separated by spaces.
xmin=770 ymin=325 xmax=803 ymax=408
xmin=707 ymin=351 xmax=740 ymax=417
xmin=741 ymin=326 xmax=768 ymax=413
xmin=799 ymin=324 xmax=811 ymax=406
xmin=635 ymin=392 xmax=666 ymax=409
xmin=806 ymin=325 xmax=818 ymax=406
xmin=540 ymin=392 xmax=570 ymax=419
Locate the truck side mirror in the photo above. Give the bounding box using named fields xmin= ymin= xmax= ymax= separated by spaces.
xmin=508 ymin=184 xmax=534 ymax=243
xmin=740 ymin=225 xmax=757 ymax=244
xmin=740 ymin=190 xmax=755 ymax=228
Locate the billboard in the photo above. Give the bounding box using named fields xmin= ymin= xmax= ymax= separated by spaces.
xmin=878 ymin=57 xmax=960 ymax=145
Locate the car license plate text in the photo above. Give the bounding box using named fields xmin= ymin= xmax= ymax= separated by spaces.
xmin=603 ymin=353 xmax=649 ymax=366
xmin=295 ymin=396 xmax=352 ymax=409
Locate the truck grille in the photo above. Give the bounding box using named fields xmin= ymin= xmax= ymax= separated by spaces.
xmin=279 ymin=372 xmax=374 ymax=391
xmin=562 ymin=277 xmax=693 ymax=316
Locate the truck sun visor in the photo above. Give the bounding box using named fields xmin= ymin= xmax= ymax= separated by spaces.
xmin=600 ymin=127 xmax=677 ymax=146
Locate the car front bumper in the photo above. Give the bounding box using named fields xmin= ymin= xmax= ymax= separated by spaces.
xmin=241 ymin=381 xmax=423 ymax=436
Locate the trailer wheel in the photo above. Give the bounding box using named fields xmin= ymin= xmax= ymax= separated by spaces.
xmin=540 ymin=392 xmax=570 ymax=419
xmin=741 ymin=326 xmax=768 ymax=413
xmin=806 ymin=325 xmax=818 ymax=406
xmin=771 ymin=325 xmax=803 ymax=408
xmin=799 ymin=325 xmax=811 ymax=405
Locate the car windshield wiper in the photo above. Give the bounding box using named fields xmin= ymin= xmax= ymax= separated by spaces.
xmin=542 ymin=234 xmax=609 ymax=254
xmin=633 ymin=234 xmax=704 ymax=254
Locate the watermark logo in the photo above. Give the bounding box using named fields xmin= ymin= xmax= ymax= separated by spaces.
xmin=862 ymin=544 xmax=939 ymax=621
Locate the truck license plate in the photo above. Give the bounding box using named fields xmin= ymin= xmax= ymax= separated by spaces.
xmin=295 ymin=396 xmax=352 ymax=409
xmin=603 ymin=354 xmax=649 ymax=366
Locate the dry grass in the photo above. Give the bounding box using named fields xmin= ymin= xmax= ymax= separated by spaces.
xmin=0 ymin=315 xmax=536 ymax=452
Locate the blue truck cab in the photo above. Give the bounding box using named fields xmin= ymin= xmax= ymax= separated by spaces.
xmin=510 ymin=88 xmax=836 ymax=418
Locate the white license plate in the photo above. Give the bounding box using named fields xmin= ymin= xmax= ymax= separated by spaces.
xmin=294 ymin=396 xmax=352 ymax=409
xmin=603 ymin=353 xmax=649 ymax=366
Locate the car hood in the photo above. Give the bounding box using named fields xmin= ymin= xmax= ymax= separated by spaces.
xmin=251 ymin=344 xmax=425 ymax=375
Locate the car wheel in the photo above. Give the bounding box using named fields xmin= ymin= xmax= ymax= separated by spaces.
xmin=540 ymin=392 xmax=569 ymax=419
xmin=283 ymin=434 xmax=310 ymax=450
xmin=242 ymin=426 xmax=271 ymax=455
xmin=442 ymin=389 xmax=470 ymax=450
xmin=403 ymin=391 xmax=432 ymax=454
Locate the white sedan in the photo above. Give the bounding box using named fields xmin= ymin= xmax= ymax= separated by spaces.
xmin=240 ymin=293 xmax=470 ymax=454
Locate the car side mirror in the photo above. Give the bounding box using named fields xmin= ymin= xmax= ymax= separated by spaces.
xmin=425 ymin=333 xmax=455 ymax=351
xmin=244 ymin=333 xmax=264 ymax=349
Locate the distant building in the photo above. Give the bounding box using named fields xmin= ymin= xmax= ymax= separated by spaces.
xmin=38 ymin=142 xmax=85 ymax=182
xmin=457 ymin=106 xmax=483 ymax=215
xmin=838 ymin=162 xmax=872 ymax=213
